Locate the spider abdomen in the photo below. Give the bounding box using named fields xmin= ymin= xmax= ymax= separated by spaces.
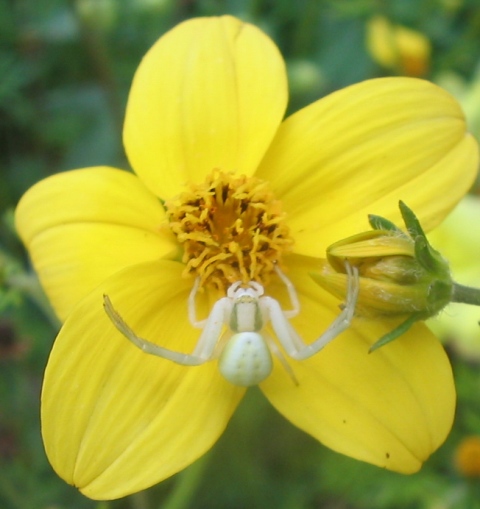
xmin=218 ymin=332 xmax=273 ymax=387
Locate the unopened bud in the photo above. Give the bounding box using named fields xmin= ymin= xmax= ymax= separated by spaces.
xmin=311 ymin=201 xmax=479 ymax=351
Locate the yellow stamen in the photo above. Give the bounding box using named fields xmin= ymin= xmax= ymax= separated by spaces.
xmin=166 ymin=171 xmax=293 ymax=290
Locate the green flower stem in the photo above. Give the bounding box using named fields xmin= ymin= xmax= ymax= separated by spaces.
xmin=130 ymin=491 xmax=150 ymax=509
xmin=451 ymin=282 xmax=480 ymax=306
xmin=7 ymin=272 xmax=60 ymax=328
xmin=94 ymin=503 xmax=110 ymax=509
xmin=159 ymin=453 xmax=211 ymax=509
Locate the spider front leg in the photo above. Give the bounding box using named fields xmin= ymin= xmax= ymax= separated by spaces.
xmin=273 ymin=265 xmax=300 ymax=318
xmin=266 ymin=262 xmax=360 ymax=361
xmin=188 ymin=277 xmax=206 ymax=328
xmin=103 ymin=293 xmax=230 ymax=366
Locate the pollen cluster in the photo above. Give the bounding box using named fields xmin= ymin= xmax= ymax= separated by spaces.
xmin=165 ymin=171 xmax=293 ymax=291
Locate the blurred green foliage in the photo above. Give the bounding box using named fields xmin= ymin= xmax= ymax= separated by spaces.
xmin=1 ymin=1 xmax=480 ymax=508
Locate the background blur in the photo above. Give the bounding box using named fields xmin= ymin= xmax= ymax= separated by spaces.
xmin=1 ymin=1 xmax=480 ymax=508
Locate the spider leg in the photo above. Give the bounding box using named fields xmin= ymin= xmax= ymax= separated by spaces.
xmin=294 ymin=262 xmax=359 ymax=359
xmin=188 ymin=277 xmax=207 ymax=328
xmin=262 ymin=296 xmax=307 ymax=356
xmin=267 ymin=262 xmax=359 ymax=360
xmin=274 ymin=266 xmax=300 ymax=318
xmin=263 ymin=333 xmax=299 ymax=386
xmin=190 ymin=297 xmax=231 ymax=358
xmin=103 ymin=294 xmax=229 ymax=366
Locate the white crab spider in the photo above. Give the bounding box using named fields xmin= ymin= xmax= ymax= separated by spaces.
xmin=103 ymin=263 xmax=359 ymax=387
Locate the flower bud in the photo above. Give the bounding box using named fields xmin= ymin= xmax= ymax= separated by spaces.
xmin=314 ymin=228 xmax=453 ymax=319
xmin=310 ymin=201 xmax=468 ymax=351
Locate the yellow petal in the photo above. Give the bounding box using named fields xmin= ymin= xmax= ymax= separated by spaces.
xmin=261 ymin=254 xmax=455 ymax=471
xmin=256 ymin=77 xmax=478 ymax=257
xmin=42 ymin=260 xmax=244 ymax=500
xmin=327 ymin=231 xmax=415 ymax=261
xmin=124 ymin=15 xmax=288 ymax=198
xmin=15 ymin=167 xmax=177 ymax=320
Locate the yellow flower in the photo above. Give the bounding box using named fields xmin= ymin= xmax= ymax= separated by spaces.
xmin=15 ymin=15 xmax=478 ymax=500
xmin=367 ymin=15 xmax=431 ymax=76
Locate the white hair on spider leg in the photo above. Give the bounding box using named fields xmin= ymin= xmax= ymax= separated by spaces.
xmin=103 ymin=263 xmax=359 ymax=387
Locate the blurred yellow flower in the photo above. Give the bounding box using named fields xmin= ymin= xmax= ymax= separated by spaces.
xmin=15 ymin=16 xmax=478 ymax=500
xmin=436 ymin=67 xmax=480 ymax=149
xmin=455 ymin=436 xmax=480 ymax=477
xmin=427 ymin=195 xmax=480 ymax=360
xmin=367 ymin=15 xmax=431 ymax=76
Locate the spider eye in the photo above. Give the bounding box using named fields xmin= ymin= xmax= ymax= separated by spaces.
xmin=227 ymin=281 xmax=243 ymax=298
xmin=248 ymin=281 xmax=264 ymax=296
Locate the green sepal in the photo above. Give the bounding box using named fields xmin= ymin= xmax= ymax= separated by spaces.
xmin=413 ymin=235 xmax=441 ymax=272
xmin=400 ymin=201 xmax=449 ymax=275
xmin=399 ymin=200 xmax=427 ymax=239
xmin=368 ymin=213 xmax=405 ymax=235
xmin=369 ymin=313 xmax=423 ymax=353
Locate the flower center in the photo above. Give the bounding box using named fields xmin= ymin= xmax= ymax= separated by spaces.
xmin=165 ymin=171 xmax=293 ymax=290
